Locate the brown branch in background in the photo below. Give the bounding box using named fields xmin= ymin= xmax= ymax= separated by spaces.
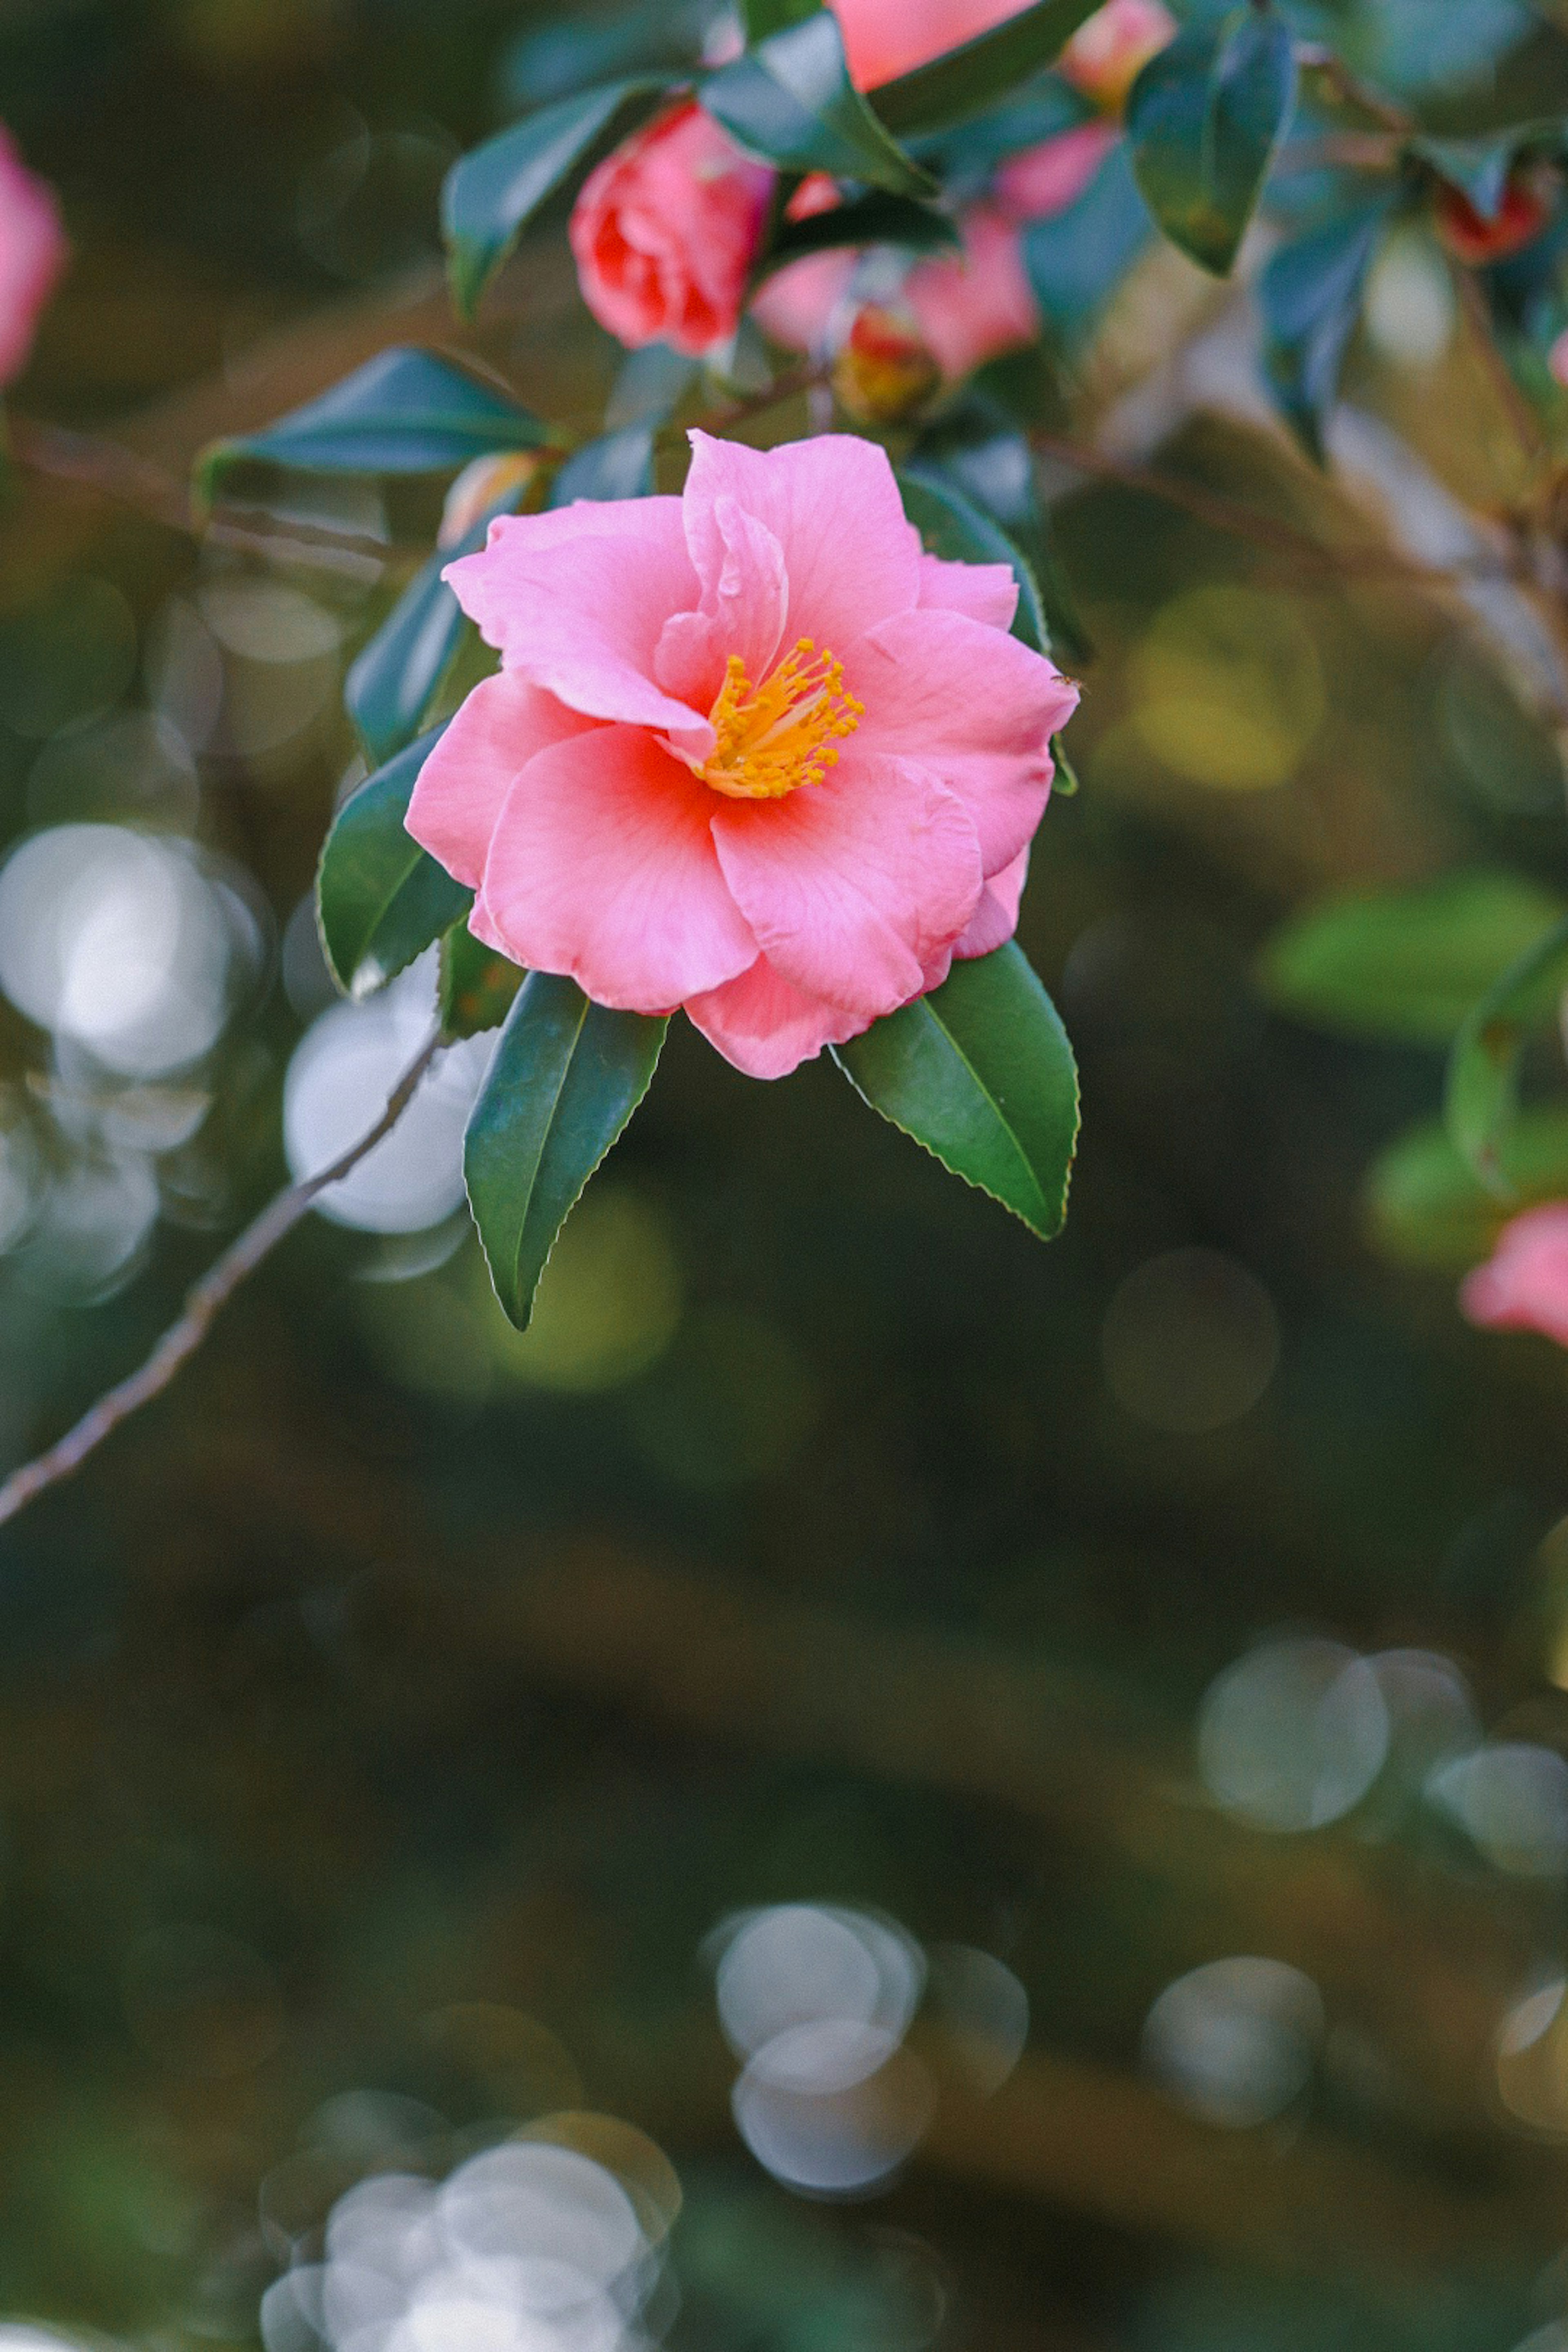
xmin=0 ymin=1029 xmax=443 ymax=1530
xmin=1031 ymin=429 xmax=1515 ymax=586
xmin=6 ymin=415 xmax=196 ymax=536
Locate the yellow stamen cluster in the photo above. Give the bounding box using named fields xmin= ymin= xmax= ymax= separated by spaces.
xmin=699 ymin=637 xmax=862 ymax=801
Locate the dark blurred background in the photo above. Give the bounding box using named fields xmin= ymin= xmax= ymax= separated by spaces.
xmin=8 ymin=4 xmax=1568 ymax=2349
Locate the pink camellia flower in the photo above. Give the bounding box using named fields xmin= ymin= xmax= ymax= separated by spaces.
xmin=569 ymin=99 xmax=774 ymax=358
xmin=0 ymin=126 xmax=66 ymax=387
xmin=995 ymin=118 xmax=1120 ymax=223
xmin=407 ymin=432 xmax=1078 ymax=1079
xmin=1058 ymin=0 xmax=1177 ymax=112
xmin=1460 ymin=1205 xmax=1568 ymax=1349
xmin=904 ymin=205 xmax=1040 ymax=378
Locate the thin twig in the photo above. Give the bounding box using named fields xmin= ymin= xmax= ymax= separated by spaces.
xmin=1030 ymin=429 xmax=1514 ymax=585
xmin=0 ymin=1029 xmax=444 ymax=1530
xmin=6 ymin=416 xmax=195 ymax=536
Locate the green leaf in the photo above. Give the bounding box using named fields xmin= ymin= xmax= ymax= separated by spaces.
xmin=1367 ymin=1106 xmax=1568 ymax=1273
xmin=742 ymin=0 xmax=821 ymax=36
xmin=871 ymin=0 xmax=1102 ymax=137
xmin=1258 ymin=190 xmax=1396 ymax=461
xmin=1445 ymin=912 xmax=1568 ymax=1196
xmin=758 ymin=189 xmax=960 ymax=274
xmin=197 ymin=349 xmax=549 ymax=506
xmin=702 ymin=13 xmax=935 ymax=195
xmin=1022 ymin=139 xmax=1152 ymax=334
xmin=316 ymin=726 xmax=472 ymax=998
xmin=910 ymin=394 xmax=1091 ymax=661
xmin=439 ymin=925 xmax=526 ymax=1039
xmin=834 ymin=942 xmax=1079 ymax=1238
xmin=1126 ymin=9 xmax=1296 ymax=277
xmin=345 ymin=480 xmax=532 ymax=769
xmin=442 ymin=79 xmax=674 ymax=317
xmin=1409 ymin=125 xmax=1561 ymax=219
xmin=464 ymin=974 xmax=668 ymax=1329
xmin=1050 ymin=731 xmax=1079 ymax=795
xmin=604 ymin=341 xmax=699 ymax=430
xmin=898 ymin=466 xmax=1049 ymax=654
xmin=548 ymin=425 xmax=657 ymax=506
xmin=1259 ymin=872 xmax=1568 ymax=1046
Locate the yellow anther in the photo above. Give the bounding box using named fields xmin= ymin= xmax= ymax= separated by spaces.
xmin=698 ymin=636 xmax=862 ymax=800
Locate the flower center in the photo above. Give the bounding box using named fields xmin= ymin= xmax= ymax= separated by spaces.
xmin=698 ymin=637 xmax=863 ymax=800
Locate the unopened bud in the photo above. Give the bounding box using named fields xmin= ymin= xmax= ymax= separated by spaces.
xmin=439 ymin=450 xmax=541 ymax=549
xmin=1434 ymin=165 xmax=1557 ymax=267
xmin=831 ymin=305 xmax=940 ymax=425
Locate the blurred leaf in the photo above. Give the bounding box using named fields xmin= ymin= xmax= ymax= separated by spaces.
xmin=1022 ymin=141 xmax=1151 ymax=335
xmin=605 ymin=342 xmax=700 ymax=429
xmin=702 ymin=14 xmax=934 ymax=194
xmin=500 ymin=0 xmax=712 ymax=109
xmin=548 ymin=426 xmax=657 ymax=506
xmin=1126 ymin=10 xmax=1296 ymax=276
xmin=1445 ymin=913 xmax=1568 ymax=1196
xmin=440 ymin=926 xmax=526 ymax=1039
xmin=1408 ymin=124 xmax=1561 ymax=218
xmin=1260 ymin=872 xmax=1568 ymax=1045
xmin=759 ymin=189 xmax=960 ymax=273
xmin=835 ymin=942 xmax=1079 ymax=1238
xmin=1258 ymin=190 xmax=1396 ymax=461
xmin=197 ymin=350 xmax=549 ymax=505
xmin=1367 ymin=1105 xmax=1568 ymax=1271
xmin=912 ymin=394 xmax=1091 ymax=661
xmin=872 ymin=0 xmax=1102 ymax=137
xmin=1051 ymin=730 xmax=1079 ymax=794
xmin=742 ymin=0 xmax=821 ymax=36
xmin=443 ymin=79 xmax=674 ymax=317
xmin=316 ymin=726 xmax=472 ymax=999
xmin=898 ymin=466 xmax=1048 ymax=653
xmin=346 ymin=482 xmax=531 ymax=770
xmin=464 ymin=975 xmax=668 ymax=1330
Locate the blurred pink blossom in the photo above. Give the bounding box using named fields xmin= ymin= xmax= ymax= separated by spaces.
xmin=407 ymin=433 xmax=1077 ymax=1077
xmin=0 ymin=126 xmax=66 ymax=388
xmin=1058 ymin=0 xmax=1176 ymax=111
xmin=905 ymin=205 xmax=1041 ymax=377
xmin=1461 ymin=1205 xmax=1568 ymax=1348
xmin=569 ymin=99 xmax=773 ymax=357
xmin=994 ymin=118 xmax=1119 ymax=223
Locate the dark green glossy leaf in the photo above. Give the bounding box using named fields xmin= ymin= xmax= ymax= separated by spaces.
xmin=197 ymin=349 xmax=549 ymax=506
xmin=871 ymin=0 xmax=1102 ymax=137
xmin=500 ymin=0 xmax=710 ymax=110
xmin=1409 ymin=124 xmax=1561 ymax=218
xmin=1260 ymin=872 xmax=1568 ymax=1047
xmin=898 ymin=466 xmax=1048 ymax=654
xmin=911 ymin=394 xmax=1091 ymax=662
xmin=1445 ymin=912 xmax=1568 ymax=1196
xmin=605 ymin=341 xmax=699 ymax=430
xmin=442 ymin=79 xmax=674 ymax=316
xmin=465 ymin=974 xmax=668 ymax=1329
xmin=835 ymin=942 xmax=1079 ymax=1239
xmin=1258 ymin=190 xmax=1396 ymax=461
xmin=742 ymin=0 xmax=820 ymax=37
xmin=439 ymin=925 xmax=526 ymax=1039
xmin=1022 ymin=140 xmax=1151 ymax=334
xmin=548 ymin=425 xmax=657 ymax=506
xmin=1126 ymin=10 xmax=1296 ymax=276
xmin=702 ymin=13 xmax=934 ymax=195
xmin=758 ymin=189 xmax=959 ymax=274
xmin=345 ymin=481 xmax=532 ymax=769
xmin=1368 ymin=1106 xmax=1568 ymax=1273
xmin=316 ymin=726 xmax=472 ymax=998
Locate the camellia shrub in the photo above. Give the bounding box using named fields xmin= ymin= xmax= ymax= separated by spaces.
xmin=10 ymin=0 xmax=1568 ymax=1506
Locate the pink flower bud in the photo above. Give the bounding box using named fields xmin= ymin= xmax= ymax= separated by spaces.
xmin=1461 ymin=1204 xmax=1568 ymax=1349
xmin=0 ymin=126 xmax=67 ymax=389
xmin=1058 ymin=0 xmax=1177 ymax=114
xmin=568 ymin=100 xmax=775 ymax=359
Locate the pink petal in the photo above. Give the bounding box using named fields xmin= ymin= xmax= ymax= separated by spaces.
xmin=710 ymin=754 xmax=982 ymax=1018
xmin=849 ymin=604 xmax=1077 ymax=874
xmin=953 ymin=845 xmax=1028 ymax=958
xmin=405 ymin=672 xmax=596 ymax=889
xmin=685 ymin=953 xmax=869 ymax=1078
xmin=479 ymin=724 xmax=757 ymax=1011
xmin=904 ymin=207 xmax=1040 ymax=381
xmin=654 ymin=494 xmax=790 ymax=710
xmin=0 ymin=128 xmax=67 ymax=388
xmin=683 ymin=430 xmax=922 ymax=661
xmin=918 ymin=551 xmax=1019 ymax=631
xmin=444 ymin=499 xmax=709 ymax=746
xmin=994 ymin=122 xmax=1120 ymax=225
xmin=1460 ymin=1205 xmax=1568 ymax=1349
xmin=750 ymin=249 xmax=858 ymax=355
xmin=828 ymin=0 xmax=1033 ymax=90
